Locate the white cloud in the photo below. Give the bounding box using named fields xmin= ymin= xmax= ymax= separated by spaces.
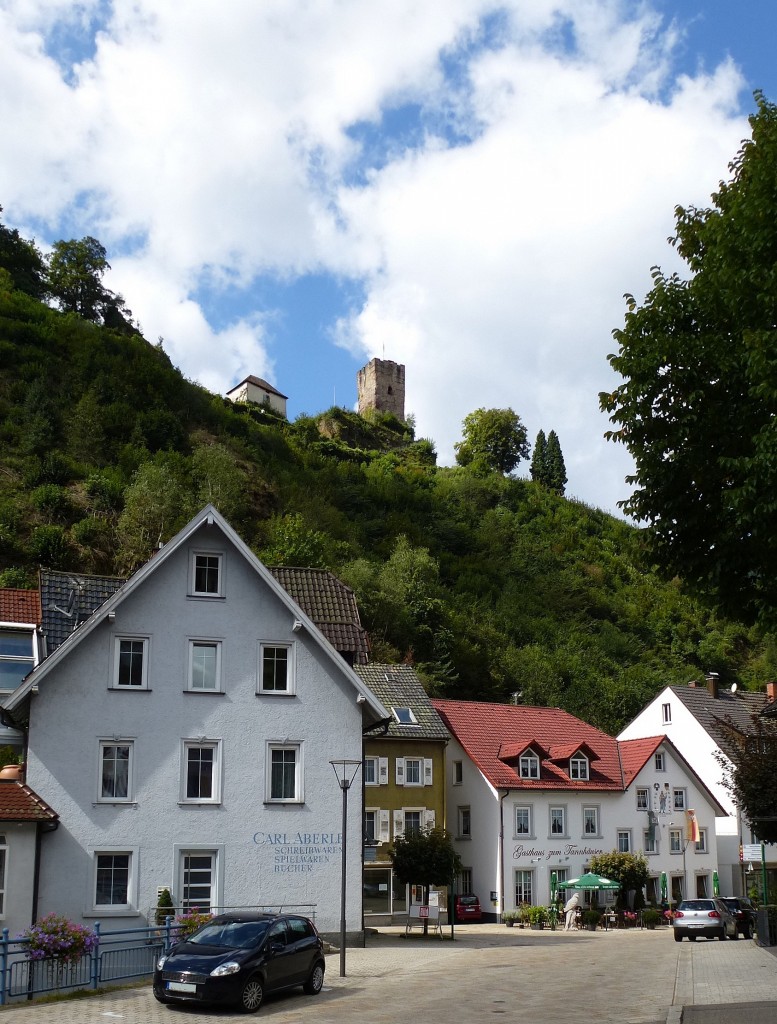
xmin=0 ymin=0 xmax=752 ymax=514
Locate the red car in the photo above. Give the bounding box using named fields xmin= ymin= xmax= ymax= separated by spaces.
xmin=454 ymin=894 xmax=482 ymax=922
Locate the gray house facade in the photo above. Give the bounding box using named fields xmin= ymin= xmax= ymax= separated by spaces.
xmin=2 ymin=506 xmax=387 ymax=940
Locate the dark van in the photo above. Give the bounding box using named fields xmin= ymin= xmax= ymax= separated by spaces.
xmin=454 ymin=894 xmax=482 ymax=922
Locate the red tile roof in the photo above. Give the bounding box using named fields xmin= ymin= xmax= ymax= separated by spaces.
xmin=0 ymin=589 xmax=41 ymax=624
xmin=432 ymin=699 xmax=624 ymax=791
xmin=619 ymin=735 xmax=664 ymax=786
xmin=0 ymin=781 xmax=58 ymax=822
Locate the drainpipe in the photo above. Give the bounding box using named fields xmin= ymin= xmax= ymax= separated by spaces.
xmin=499 ymin=790 xmax=509 ymax=920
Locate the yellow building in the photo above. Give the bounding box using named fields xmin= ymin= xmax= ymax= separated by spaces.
xmin=355 ymin=664 xmax=449 ymax=925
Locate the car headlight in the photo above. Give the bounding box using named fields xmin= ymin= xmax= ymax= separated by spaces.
xmin=156 ymin=954 xmax=168 ymax=970
xmin=210 ymin=961 xmax=241 ymax=977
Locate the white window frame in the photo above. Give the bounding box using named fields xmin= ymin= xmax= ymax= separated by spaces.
xmin=266 ymin=742 xmax=303 ymax=803
xmin=258 ymin=642 xmax=296 ymax=695
xmin=98 ymin=739 xmax=134 ymax=803
xmin=0 ymin=834 xmax=6 ymax=918
xmin=617 ymin=829 xmax=632 ymax=853
xmin=188 ymin=639 xmax=223 ymax=692
xmin=662 ymin=702 xmax=672 ymax=724
xmin=519 ymin=751 xmax=540 ymax=779
xmin=515 ymin=868 xmax=533 ymax=906
xmin=583 ymin=806 xmax=599 ymax=837
xmin=180 ymin=739 xmax=222 ymax=804
xmin=673 ymin=788 xmax=686 ymax=811
xmin=0 ymin=624 xmax=38 ymax=692
xmin=549 ymin=806 xmax=567 ymax=837
xmin=364 ymin=756 xmax=378 ymax=785
xmin=87 ymin=847 xmax=139 ymax=916
xmin=364 ymin=808 xmax=377 ymax=843
xmin=458 ymin=806 xmax=471 ymax=839
xmin=669 ymin=828 xmax=683 ymax=853
xmin=636 ymin=787 xmax=649 ymax=810
xmin=175 ymin=846 xmax=223 ymax=912
xmin=569 ymin=755 xmax=589 ymax=780
xmin=654 ymin=752 xmax=665 ymax=771
xmin=643 ymin=830 xmax=657 ymax=855
xmin=696 ymin=828 xmax=708 ymax=854
xmin=404 ymin=757 xmax=422 ymax=786
xmin=190 ymin=551 xmax=224 ymax=597
xmin=112 ymin=636 xmax=149 ymax=689
xmin=391 ymin=706 xmax=417 ymax=725
xmin=515 ymin=805 xmax=533 ymax=837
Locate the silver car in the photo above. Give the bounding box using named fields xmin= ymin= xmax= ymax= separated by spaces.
xmin=673 ymin=898 xmax=738 ymax=942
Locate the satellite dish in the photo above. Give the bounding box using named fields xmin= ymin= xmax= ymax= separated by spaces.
xmin=730 ymin=683 xmax=738 ymax=694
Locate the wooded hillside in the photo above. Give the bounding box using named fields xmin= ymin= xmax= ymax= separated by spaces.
xmin=1 ymin=236 xmax=773 ymax=734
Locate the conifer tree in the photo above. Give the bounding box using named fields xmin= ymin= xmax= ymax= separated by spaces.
xmin=545 ymin=430 xmax=567 ymax=495
xmin=530 ymin=429 xmax=547 ymax=483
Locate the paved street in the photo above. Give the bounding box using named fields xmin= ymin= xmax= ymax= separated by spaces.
xmin=1 ymin=925 xmax=775 ymax=1023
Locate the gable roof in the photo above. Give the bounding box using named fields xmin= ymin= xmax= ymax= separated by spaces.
xmin=39 ymin=570 xmax=124 ymax=654
xmin=432 ymin=699 xmax=624 ymax=791
xmin=356 ymin=664 xmax=449 ymax=741
xmin=3 ymin=506 xmax=388 ymax=725
xmin=0 ymin=589 xmax=41 ymax=624
xmin=618 ymin=733 xmax=728 ymax=816
xmin=269 ymin=567 xmax=369 ymax=664
xmin=227 ymin=375 xmax=288 ymax=400
xmin=0 ymin=781 xmax=58 ymax=823
xmin=670 ymin=684 xmax=768 ymax=760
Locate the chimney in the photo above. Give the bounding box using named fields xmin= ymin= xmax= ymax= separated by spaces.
xmin=767 ymin=681 xmax=777 ymax=702
xmin=705 ymin=672 xmax=720 ymax=699
xmin=688 ymin=680 xmax=698 ymax=688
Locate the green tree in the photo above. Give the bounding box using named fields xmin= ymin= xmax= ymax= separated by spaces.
xmin=716 ymin=714 xmax=777 ymax=844
xmin=530 ymin=429 xmax=547 ymax=483
xmin=454 ymin=408 xmax=529 ymax=475
xmin=47 ymin=236 xmax=132 ymax=327
xmin=117 ymin=459 xmax=193 ymax=571
xmin=588 ymin=851 xmax=650 ymax=909
xmin=191 ymin=442 xmax=248 ymax=522
xmin=0 ymin=206 xmax=46 ymax=298
xmin=390 ymin=826 xmax=462 ymax=932
xmin=545 ymin=430 xmax=567 ymax=495
xmin=600 ymin=94 xmax=777 ymax=623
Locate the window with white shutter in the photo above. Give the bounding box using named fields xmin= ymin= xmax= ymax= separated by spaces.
xmin=379 ymin=810 xmax=390 ymax=842
xmin=378 ymin=757 xmax=389 ymax=784
xmin=393 ymin=809 xmax=405 ymax=838
xmin=423 ymin=809 xmax=436 ymax=829
xmin=424 ymin=759 xmax=433 ymax=786
xmin=395 ymin=758 xmax=405 ymax=786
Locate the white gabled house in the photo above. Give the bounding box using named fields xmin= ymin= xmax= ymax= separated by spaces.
xmin=1 ymin=505 xmax=387 ymax=941
xmin=619 ymin=675 xmax=775 ymax=897
xmin=432 ymin=699 xmax=727 ymax=919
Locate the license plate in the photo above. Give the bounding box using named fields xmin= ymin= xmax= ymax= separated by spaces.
xmin=167 ymin=982 xmax=197 ymax=993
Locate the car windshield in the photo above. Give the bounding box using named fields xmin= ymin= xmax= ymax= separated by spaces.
xmin=678 ymin=901 xmax=715 ymax=912
xmin=459 ymin=897 xmax=478 ymax=905
xmin=189 ymin=921 xmax=270 ymax=949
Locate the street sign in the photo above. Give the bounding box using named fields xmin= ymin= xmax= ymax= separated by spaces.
xmin=742 ymin=843 xmax=762 ymax=861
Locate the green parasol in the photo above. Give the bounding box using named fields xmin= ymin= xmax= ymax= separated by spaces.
xmin=712 ymin=870 xmax=720 ymax=896
xmin=557 ymin=871 xmax=620 ymax=891
xmin=660 ymin=872 xmax=668 ymax=902
xmin=550 ymin=871 xmax=558 ymax=902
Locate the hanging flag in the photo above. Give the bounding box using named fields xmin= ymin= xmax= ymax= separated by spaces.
xmin=686 ymin=809 xmax=700 ymax=843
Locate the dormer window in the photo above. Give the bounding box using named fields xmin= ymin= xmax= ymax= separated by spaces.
xmin=570 ymin=755 xmax=589 ymax=780
xmin=392 ymin=707 xmax=417 ymax=725
xmin=519 ymin=751 xmax=540 ymax=779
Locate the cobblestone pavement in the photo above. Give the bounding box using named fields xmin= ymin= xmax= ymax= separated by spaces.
xmin=1 ymin=925 xmax=775 ymax=1024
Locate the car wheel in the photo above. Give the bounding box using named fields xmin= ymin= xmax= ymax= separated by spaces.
xmin=303 ymin=961 xmax=325 ymax=995
xmin=674 ymin=931 xmax=683 ymax=942
xmin=240 ymin=977 xmax=264 ymax=1013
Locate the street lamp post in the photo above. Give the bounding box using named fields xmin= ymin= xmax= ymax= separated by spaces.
xmin=330 ymin=759 xmax=362 ymax=978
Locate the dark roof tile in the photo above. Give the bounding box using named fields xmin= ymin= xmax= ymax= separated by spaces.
xmin=355 ymin=665 xmax=448 ymax=740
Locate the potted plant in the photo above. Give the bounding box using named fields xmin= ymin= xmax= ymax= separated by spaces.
xmin=526 ymin=905 xmax=548 ymax=929
xmin=642 ymin=908 xmax=662 ymax=930
xmin=582 ymin=909 xmax=601 ymax=931
xmin=502 ymin=909 xmax=520 ymax=927
xmin=156 ymin=888 xmax=174 ymax=926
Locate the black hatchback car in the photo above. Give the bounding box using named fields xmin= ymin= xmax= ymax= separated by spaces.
xmin=719 ymin=897 xmax=758 ymax=939
xmin=153 ymin=912 xmax=325 ymax=1013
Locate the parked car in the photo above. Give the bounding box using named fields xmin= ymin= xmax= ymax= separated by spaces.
xmin=672 ymin=898 xmax=738 ymax=942
xmin=454 ymin=894 xmax=482 ymax=923
xmin=718 ymin=897 xmax=757 ymax=938
xmin=153 ymin=912 xmax=325 ymax=1013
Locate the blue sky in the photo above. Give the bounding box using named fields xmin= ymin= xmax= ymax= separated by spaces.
xmin=1 ymin=1 xmax=773 ymax=516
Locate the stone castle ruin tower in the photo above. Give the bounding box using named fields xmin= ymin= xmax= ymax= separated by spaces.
xmin=357 ymin=358 xmax=405 ymax=421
